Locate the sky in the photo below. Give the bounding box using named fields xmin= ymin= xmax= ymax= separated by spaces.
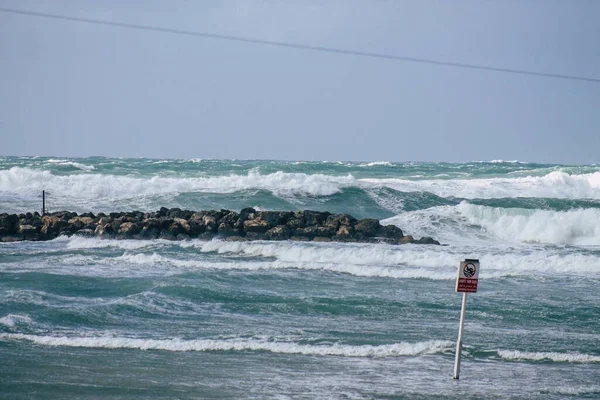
xmin=1 ymin=0 xmax=599 ymax=164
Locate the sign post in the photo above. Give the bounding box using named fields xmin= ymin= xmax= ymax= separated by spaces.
xmin=453 ymin=259 xmax=479 ymax=380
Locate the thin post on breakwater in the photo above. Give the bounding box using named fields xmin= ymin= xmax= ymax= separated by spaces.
xmin=42 ymin=190 xmax=46 ymax=216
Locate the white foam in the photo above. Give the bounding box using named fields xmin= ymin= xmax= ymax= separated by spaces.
xmin=383 ymin=202 xmax=600 ymax=246
xmin=487 ymin=160 xmax=524 ymax=164
xmin=189 ymin=239 xmax=600 ymax=277
xmin=498 ymin=350 xmax=600 ymax=363
xmin=457 ymin=202 xmax=600 ymax=245
xmin=0 ymin=333 xmax=453 ymax=357
xmin=0 ymin=314 xmax=32 ymax=328
xmin=115 ymin=250 xmax=458 ymax=280
xmin=543 ymin=386 xmax=600 ymax=396
xmin=359 ymin=161 xmax=393 ymax=167
xmin=359 ymin=170 xmax=600 ymax=199
xmin=0 ymin=167 xmax=356 ymax=204
xmin=46 ymin=159 xmax=95 ymax=171
xmin=65 ymin=237 xmax=161 ymax=250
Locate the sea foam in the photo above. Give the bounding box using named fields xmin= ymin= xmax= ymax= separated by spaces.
xmin=0 ymin=333 xmax=453 ymax=357
xmin=498 ymin=350 xmax=600 ymax=363
xmin=360 ymin=170 xmax=600 ymax=199
xmin=456 ymin=202 xmax=600 ymax=245
xmin=0 ymin=167 xmax=355 ymax=200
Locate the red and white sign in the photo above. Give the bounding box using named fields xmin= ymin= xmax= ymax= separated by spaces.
xmin=456 ymin=259 xmax=480 ymax=293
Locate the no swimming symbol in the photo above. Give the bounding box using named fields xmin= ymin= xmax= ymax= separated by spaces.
xmin=463 ymin=263 xmax=477 ymax=278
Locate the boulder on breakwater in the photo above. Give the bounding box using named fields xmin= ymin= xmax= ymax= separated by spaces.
xmin=0 ymin=208 xmax=440 ymax=245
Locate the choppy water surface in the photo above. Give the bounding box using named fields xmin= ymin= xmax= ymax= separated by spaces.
xmin=1 ymin=157 xmax=599 ymax=399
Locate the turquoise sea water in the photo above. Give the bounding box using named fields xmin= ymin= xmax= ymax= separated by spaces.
xmin=1 ymin=156 xmax=599 ymax=399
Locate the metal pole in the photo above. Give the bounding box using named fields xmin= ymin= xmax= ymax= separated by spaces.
xmin=42 ymin=190 xmax=46 ymax=216
xmin=453 ymin=292 xmax=468 ymax=379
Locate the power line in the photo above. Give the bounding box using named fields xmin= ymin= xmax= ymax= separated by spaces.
xmin=2 ymin=6 xmax=599 ymax=84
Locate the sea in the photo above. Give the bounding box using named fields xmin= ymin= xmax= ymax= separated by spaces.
xmin=0 ymin=156 xmax=599 ymax=399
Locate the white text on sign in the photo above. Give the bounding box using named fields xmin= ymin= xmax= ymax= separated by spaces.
xmin=456 ymin=260 xmax=479 ymax=293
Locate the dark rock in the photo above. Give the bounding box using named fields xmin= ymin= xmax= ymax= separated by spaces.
xmin=239 ymin=207 xmax=256 ymax=221
xmin=188 ymin=213 xmax=206 ymax=235
xmin=141 ymin=218 xmax=162 ymax=231
xmin=265 ymin=225 xmax=291 ymax=240
xmin=245 ymin=232 xmax=265 ymax=240
xmin=40 ymin=216 xmax=69 ymax=237
xmin=295 ymin=226 xmax=333 ymax=240
xmin=218 ymin=222 xmax=237 ymax=236
xmin=298 ymin=210 xmax=331 ymax=227
xmin=18 ymin=224 xmax=39 ymax=237
xmin=380 ymin=225 xmax=404 ymax=240
xmin=243 ymin=219 xmax=270 ymax=233
xmin=290 ymin=235 xmax=310 ymax=242
xmin=119 ymin=222 xmax=141 ymax=235
xmin=257 ymin=211 xmax=294 ymax=227
xmin=159 ymin=231 xmax=176 ymax=241
xmin=324 ymin=214 xmax=357 ymax=231
xmin=167 ymin=208 xmax=183 ymax=219
xmin=167 ymin=218 xmax=189 ymax=236
xmin=417 ymin=236 xmax=440 ymax=245
xmin=202 ymin=215 xmax=219 ymax=233
xmin=75 ymin=228 xmax=95 ymax=237
xmin=0 ymin=208 xmax=439 ymax=245
xmin=286 ymin=218 xmax=305 ymax=231
xmin=167 ymin=208 xmax=193 ymax=220
xmin=95 ymin=224 xmax=115 ymax=238
xmin=218 ymin=211 xmax=241 ymax=236
xmin=118 ymin=214 xmax=139 ymax=223
xmin=354 ymin=219 xmax=382 ymax=237
xmin=0 ymin=214 xmax=19 ymax=235
xmin=139 ymin=227 xmax=160 ymax=239
xmin=333 ymin=224 xmax=354 ymax=241
xmin=399 ymin=235 xmax=415 ymax=244
xmin=49 ymin=211 xmax=77 ymax=221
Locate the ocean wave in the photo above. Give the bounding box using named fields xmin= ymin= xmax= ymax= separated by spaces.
xmin=0 ymin=314 xmax=33 ymax=328
xmin=187 ymin=240 xmax=600 ymax=277
xmin=541 ymin=386 xmax=600 ymax=396
xmin=0 ymin=333 xmax=453 ymax=357
xmin=115 ymin=250 xmax=458 ymax=280
xmin=383 ymin=203 xmax=600 ymax=246
xmin=0 ymin=167 xmax=355 ymax=200
xmin=5 ymin=235 xmax=600 ymax=279
xmin=360 ymin=170 xmax=600 ymax=200
xmin=65 ymin=237 xmax=162 ymax=250
xmin=497 ymin=350 xmax=600 ymax=363
xmin=457 ymin=202 xmax=600 ymax=245
xmin=359 ymin=161 xmax=393 ymax=167
xmin=46 ymin=159 xmax=95 ymax=171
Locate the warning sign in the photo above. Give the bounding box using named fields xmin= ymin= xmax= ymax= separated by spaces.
xmin=456 ymin=259 xmax=480 ymax=293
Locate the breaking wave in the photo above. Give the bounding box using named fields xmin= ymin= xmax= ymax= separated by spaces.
xmin=498 ymin=350 xmax=600 ymax=363
xmin=457 ymin=202 xmax=600 ymax=245
xmin=360 ymin=170 xmax=600 ymax=200
xmin=0 ymin=333 xmax=452 ymax=357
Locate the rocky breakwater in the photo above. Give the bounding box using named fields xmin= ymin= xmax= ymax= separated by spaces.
xmin=0 ymin=208 xmax=440 ymax=245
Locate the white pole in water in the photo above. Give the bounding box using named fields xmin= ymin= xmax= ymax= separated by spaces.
xmin=453 ymin=292 xmax=468 ymax=379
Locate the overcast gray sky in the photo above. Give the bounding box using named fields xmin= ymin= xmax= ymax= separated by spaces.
xmin=1 ymin=0 xmax=599 ymax=163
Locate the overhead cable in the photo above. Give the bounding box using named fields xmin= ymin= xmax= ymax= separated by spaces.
xmin=1 ymin=7 xmax=599 ymax=83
